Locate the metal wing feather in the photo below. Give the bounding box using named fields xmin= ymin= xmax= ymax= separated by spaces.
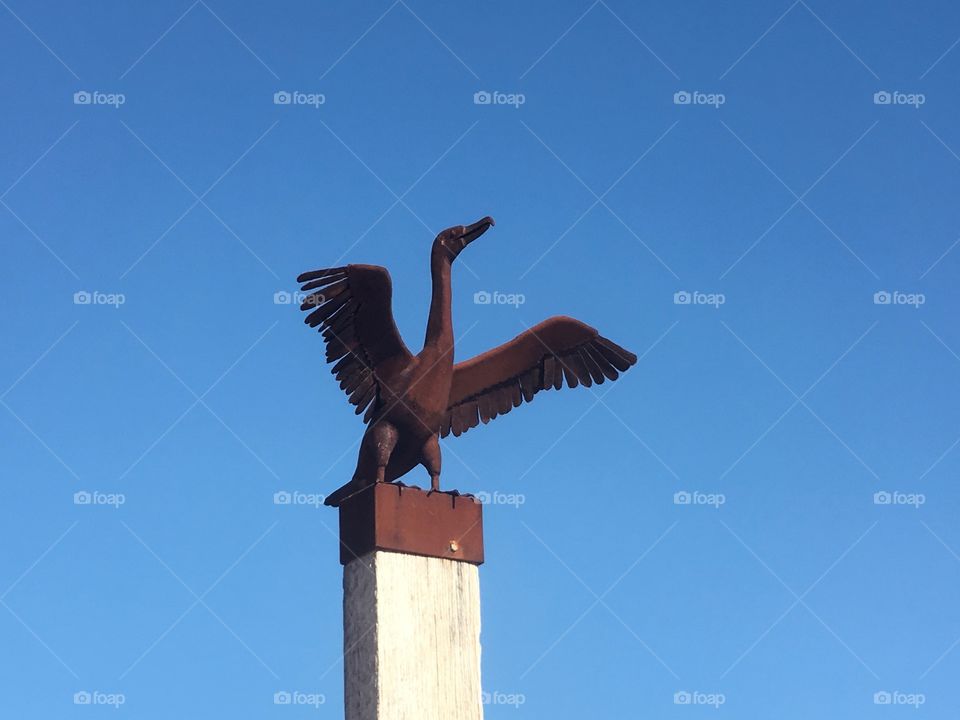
xmin=441 ymin=316 xmax=637 ymax=437
xmin=297 ymin=264 xmax=413 ymax=421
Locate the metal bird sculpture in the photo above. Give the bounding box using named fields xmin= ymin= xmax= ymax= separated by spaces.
xmin=298 ymin=217 xmax=637 ymax=506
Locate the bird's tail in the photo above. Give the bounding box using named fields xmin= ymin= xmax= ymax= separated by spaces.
xmin=323 ymin=478 xmax=371 ymax=507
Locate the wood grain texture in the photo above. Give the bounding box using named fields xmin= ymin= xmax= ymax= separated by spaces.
xmin=343 ymin=551 xmax=483 ymax=720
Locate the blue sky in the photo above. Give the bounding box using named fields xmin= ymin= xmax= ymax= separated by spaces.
xmin=2 ymin=0 xmax=960 ymax=717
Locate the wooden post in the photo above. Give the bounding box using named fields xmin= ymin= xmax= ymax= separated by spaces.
xmin=337 ymin=484 xmax=485 ymax=720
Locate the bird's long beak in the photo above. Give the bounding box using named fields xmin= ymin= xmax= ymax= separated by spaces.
xmin=458 ymin=216 xmax=495 ymax=246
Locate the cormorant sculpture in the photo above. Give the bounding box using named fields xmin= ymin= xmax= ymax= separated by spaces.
xmin=298 ymin=217 xmax=637 ymax=506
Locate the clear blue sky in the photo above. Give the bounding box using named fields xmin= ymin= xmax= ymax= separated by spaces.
xmin=2 ymin=0 xmax=960 ymax=717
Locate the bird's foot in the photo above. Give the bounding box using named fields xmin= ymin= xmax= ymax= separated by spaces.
xmin=426 ymin=487 xmax=464 ymax=500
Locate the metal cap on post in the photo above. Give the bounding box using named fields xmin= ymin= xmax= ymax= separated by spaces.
xmin=338 ymin=483 xmax=484 ymax=566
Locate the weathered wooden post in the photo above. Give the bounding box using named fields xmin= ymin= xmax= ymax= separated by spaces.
xmin=337 ymin=483 xmax=485 ymax=720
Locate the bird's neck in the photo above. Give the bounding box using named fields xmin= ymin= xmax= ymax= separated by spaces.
xmin=424 ymin=249 xmax=454 ymax=354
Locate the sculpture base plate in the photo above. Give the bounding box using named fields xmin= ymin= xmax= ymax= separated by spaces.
xmin=337 ymin=482 xmax=484 ymax=566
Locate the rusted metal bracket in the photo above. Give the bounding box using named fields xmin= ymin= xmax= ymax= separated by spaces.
xmin=337 ymin=482 xmax=484 ymax=565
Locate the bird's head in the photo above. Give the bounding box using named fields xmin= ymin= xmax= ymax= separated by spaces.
xmin=433 ymin=216 xmax=495 ymax=262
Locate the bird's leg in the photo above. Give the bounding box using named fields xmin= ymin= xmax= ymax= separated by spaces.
xmin=329 ymin=422 xmax=399 ymax=508
xmin=369 ymin=422 xmax=398 ymax=484
xmin=420 ymin=435 xmax=442 ymax=492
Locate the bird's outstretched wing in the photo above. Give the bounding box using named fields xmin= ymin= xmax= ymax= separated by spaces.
xmin=441 ymin=316 xmax=637 ymax=438
xmin=297 ymin=264 xmax=412 ymax=422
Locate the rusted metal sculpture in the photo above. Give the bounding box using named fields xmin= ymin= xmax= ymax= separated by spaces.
xmin=298 ymin=217 xmax=637 ymax=506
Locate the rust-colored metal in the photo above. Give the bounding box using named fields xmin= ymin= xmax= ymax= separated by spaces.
xmin=298 ymin=216 xmax=638 ymax=507
xmin=338 ymin=483 xmax=484 ymax=565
